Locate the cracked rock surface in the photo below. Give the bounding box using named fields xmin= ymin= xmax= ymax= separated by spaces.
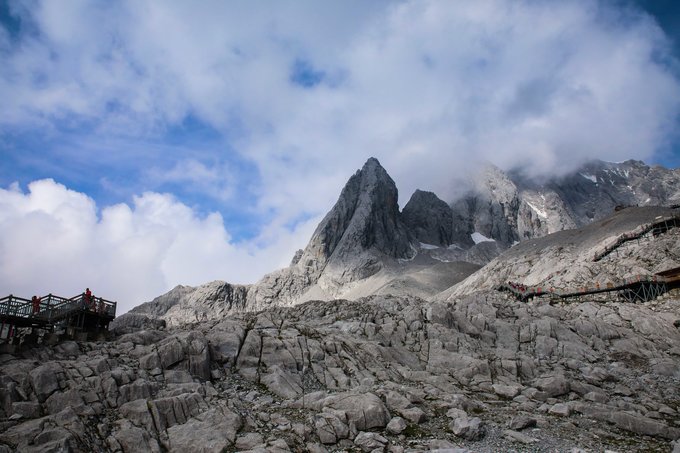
xmin=2 ymin=292 xmax=679 ymax=452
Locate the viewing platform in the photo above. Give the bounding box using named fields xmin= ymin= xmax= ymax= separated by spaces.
xmin=0 ymin=293 xmax=117 ymax=342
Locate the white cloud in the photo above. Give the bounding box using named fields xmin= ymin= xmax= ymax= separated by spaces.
xmin=0 ymin=179 xmax=319 ymax=314
xmin=3 ymin=1 xmax=677 ymax=188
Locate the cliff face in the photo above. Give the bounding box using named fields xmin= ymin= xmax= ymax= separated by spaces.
xmin=296 ymin=157 xmax=413 ymax=281
xmin=402 ymin=189 xmax=456 ymax=247
xmin=449 ymin=160 xmax=680 ymax=246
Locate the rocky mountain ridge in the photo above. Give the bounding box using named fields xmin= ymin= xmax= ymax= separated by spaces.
xmin=120 ymin=158 xmax=680 ymax=328
xmin=450 ymin=159 xmax=680 ymax=247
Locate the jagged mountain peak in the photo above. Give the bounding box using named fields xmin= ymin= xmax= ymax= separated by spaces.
xmin=296 ymin=156 xmax=412 ymax=279
xmin=242 ymin=157 xmax=415 ymax=309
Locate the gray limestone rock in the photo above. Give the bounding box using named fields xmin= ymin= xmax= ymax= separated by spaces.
xmin=508 ymin=414 xmax=537 ymax=431
xmin=492 ymin=383 xmax=522 ymax=399
xmin=534 ymin=376 xmax=570 ymax=398
xmin=548 ymin=403 xmax=571 ymax=417
xmin=322 ymin=392 xmax=391 ymax=431
xmin=386 ymin=416 xmax=407 ymax=434
xmin=315 ymin=412 xmax=350 ymax=444
xmin=113 ymin=422 xmax=162 ymax=453
xmin=235 ymin=432 xmax=265 ymax=450
xmin=119 ymin=398 xmax=155 ymax=433
xmin=399 ymin=406 xmax=427 ymax=424
xmin=450 ymin=416 xmax=485 ymax=440
xmin=402 ymin=189 xmax=455 ymax=247
xmin=504 ymin=429 xmax=537 ymax=444
xmin=11 ymin=402 xmax=41 ymax=419
xmin=353 ymin=431 xmax=388 ymax=452
xmin=164 ymin=407 xmax=242 ymax=452
xmin=29 ymin=362 xmax=62 ymax=403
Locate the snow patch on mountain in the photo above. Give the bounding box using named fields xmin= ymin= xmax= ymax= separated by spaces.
xmin=525 ymin=200 xmax=548 ymax=219
xmin=471 ymin=232 xmax=495 ymax=244
xmin=580 ymin=173 xmax=598 ymax=183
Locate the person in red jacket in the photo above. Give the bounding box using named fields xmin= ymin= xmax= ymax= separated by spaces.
xmin=84 ymin=288 xmax=92 ymax=309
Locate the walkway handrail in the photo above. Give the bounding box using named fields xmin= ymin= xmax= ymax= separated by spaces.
xmin=499 ymin=272 xmax=671 ymax=302
xmin=0 ymin=292 xmax=117 ymax=322
xmin=593 ymin=215 xmax=680 ymax=262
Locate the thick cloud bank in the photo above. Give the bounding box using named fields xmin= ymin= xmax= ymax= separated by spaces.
xmin=0 ymin=180 xmax=317 ymax=313
xmin=2 ymin=1 xmax=678 ymax=201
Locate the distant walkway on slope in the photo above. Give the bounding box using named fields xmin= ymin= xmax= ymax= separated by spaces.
xmin=0 ymin=293 xmax=117 ymax=342
xmin=592 ymin=214 xmax=680 ymax=262
xmin=498 ymin=267 xmax=680 ymax=303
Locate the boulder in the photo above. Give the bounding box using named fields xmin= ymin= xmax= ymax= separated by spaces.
xmin=29 ymin=363 xmax=62 ymax=402
xmin=235 ymin=432 xmax=265 ymax=450
xmin=508 ymin=414 xmax=537 ymax=431
xmin=165 ymin=407 xmax=242 ymax=452
xmin=386 ymin=416 xmax=407 ymax=434
xmin=504 ymin=429 xmax=537 ymax=444
xmin=450 ymin=416 xmax=485 ymax=440
xmin=534 ymin=375 xmax=570 ymax=397
xmin=400 ymin=406 xmax=427 ymax=424
xmin=322 ymin=393 xmax=390 ymax=431
xmin=113 ymin=421 xmax=162 ymax=453
xmin=314 ymin=412 xmax=349 ymax=444
xmin=354 ymin=431 xmax=388 ymax=452
xmin=548 ymin=403 xmax=571 ymax=417
xmin=492 ymin=383 xmax=522 ymax=399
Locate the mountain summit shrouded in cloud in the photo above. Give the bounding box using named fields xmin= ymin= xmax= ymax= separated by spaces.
xmin=1 ymin=0 xmax=679 ymax=311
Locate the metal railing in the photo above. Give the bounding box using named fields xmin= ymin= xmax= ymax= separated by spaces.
xmin=499 ymin=273 xmax=671 ymax=303
xmin=593 ymin=215 xmax=680 ymax=262
xmin=0 ymin=293 xmax=117 ymax=324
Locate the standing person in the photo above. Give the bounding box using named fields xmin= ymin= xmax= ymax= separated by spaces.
xmin=32 ymin=296 xmax=40 ymax=315
xmin=84 ymin=288 xmax=92 ymax=308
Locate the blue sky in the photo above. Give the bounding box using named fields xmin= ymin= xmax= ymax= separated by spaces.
xmin=1 ymin=0 xmax=679 ymax=312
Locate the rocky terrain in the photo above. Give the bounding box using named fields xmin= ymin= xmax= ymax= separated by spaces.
xmin=1 ymin=291 xmax=680 ymax=452
xmin=2 ymin=157 xmax=680 ymax=452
